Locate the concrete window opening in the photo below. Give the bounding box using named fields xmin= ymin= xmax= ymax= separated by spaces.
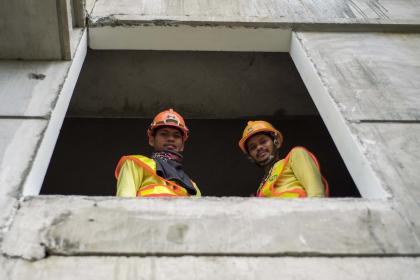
xmin=40 ymin=50 xmax=359 ymax=197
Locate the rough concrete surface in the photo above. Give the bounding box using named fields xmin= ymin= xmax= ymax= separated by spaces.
xmin=352 ymin=123 xmax=420 ymax=238
xmin=292 ymin=31 xmax=420 ymax=237
xmin=1 ymin=255 xmax=420 ymax=280
xmin=0 ymin=61 xmax=74 ymax=117
xmin=2 ymin=196 xmax=419 ymax=260
xmin=89 ymin=0 xmax=420 ymax=29
xmin=0 ymin=120 xmax=48 ymax=199
xmin=0 ymin=119 xmax=47 ymax=243
xmin=0 ymin=0 xmax=62 ymax=59
xmin=0 ymin=197 xmax=18 ymax=241
xmin=2 ymin=1 xmax=420 ymax=278
xmin=295 ymin=32 xmax=420 ymax=121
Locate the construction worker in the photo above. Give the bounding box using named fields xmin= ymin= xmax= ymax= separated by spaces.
xmin=115 ymin=109 xmax=201 ymax=197
xmin=239 ymin=121 xmax=329 ymax=198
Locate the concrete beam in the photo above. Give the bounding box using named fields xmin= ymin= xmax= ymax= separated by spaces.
xmin=2 ymin=255 xmax=420 ymax=280
xmin=89 ymin=0 xmax=420 ymax=30
xmin=90 ymin=26 xmax=291 ymax=52
xmin=2 ymin=197 xmax=419 ymax=260
xmin=21 ymin=31 xmax=87 ymax=196
xmin=88 ymin=0 xmax=420 ymax=50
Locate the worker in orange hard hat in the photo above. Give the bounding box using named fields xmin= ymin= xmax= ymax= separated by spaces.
xmin=239 ymin=121 xmax=329 ymax=198
xmin=115 ymin=109 xmax=201 ymax=197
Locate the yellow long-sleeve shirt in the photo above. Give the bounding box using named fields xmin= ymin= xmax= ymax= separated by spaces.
xmin=116 ymin=159 xmax=163 ymax=197
xmin=259 ymin=147 xmax=326 ymax=198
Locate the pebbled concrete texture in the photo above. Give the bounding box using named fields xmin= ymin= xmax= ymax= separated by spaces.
xmin=2 ymin=255 xmax=420 ymax=280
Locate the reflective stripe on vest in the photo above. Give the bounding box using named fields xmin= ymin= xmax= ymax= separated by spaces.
xmin=256 ymin=147 xmax=329 ymax=198
xmin=115 ymin=155 xmax=195 ymax=197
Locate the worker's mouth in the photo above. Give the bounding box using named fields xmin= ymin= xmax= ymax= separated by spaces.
xmin=164 ymin=144 xmax=177 ymax=150
xmin=256 ymin=150 xmax=269 ymax=160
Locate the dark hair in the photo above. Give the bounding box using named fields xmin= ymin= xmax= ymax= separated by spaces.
xmin=245 ymin=132 xmax=276 ymax=153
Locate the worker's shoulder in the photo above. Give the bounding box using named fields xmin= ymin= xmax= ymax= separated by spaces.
xmin=122 ymin=154 xmax=151 ymax=160
xmin=119 ymin=154 xmax=154 ymax=164
xmin=117 ymin=154 xmax=157 ymax=171
xmin=288 ymin=146 xmax=312 ymax=157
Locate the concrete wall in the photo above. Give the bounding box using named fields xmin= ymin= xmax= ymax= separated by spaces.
xmin=2 ymin=0 xmax=420 ymax=278
xmin=69 ymin=50 xmax=318 ymax=118
xmin=0 ymin=0 xmax=62 ymax=59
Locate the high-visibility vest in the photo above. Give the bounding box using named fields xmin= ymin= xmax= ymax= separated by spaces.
xmin=256 ymin=147 xmax=329 ymax=198
xmin=115 ymin=155 xmax=201 ymax=197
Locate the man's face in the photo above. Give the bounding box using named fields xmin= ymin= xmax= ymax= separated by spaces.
xmin=246 ymin=133 xmax=278 ymax=164
xmin=149 ymin=126 xmax=185 ymax=152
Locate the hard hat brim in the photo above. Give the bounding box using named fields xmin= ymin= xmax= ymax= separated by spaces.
xmin=148 ymin=123 xmax=189 ymax=141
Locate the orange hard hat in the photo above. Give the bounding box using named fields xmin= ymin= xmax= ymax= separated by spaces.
xmin=147 ymin=109 xmax=189 ymax=140
xmin=238 ymin=120 xmax=283 ymax=154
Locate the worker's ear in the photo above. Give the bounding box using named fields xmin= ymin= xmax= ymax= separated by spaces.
xmin=273 ymin=137 xmax=282 ymax=149
xmin=148 ymin=136 xmax=155 ymax=148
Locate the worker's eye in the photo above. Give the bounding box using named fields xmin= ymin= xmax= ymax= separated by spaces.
xmin=248 ymin=144 xmax=257 ymax=151
xmin=158 ymin=131 xmax=168 ymax=137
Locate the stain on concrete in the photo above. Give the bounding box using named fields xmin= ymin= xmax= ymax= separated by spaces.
xmin=28 ymin=73 xmax=46 ymax=80
xmin=49 ymin=211 xmax=73 ymax=227
xmin=167 ymin=224 xmax=189 ymax=244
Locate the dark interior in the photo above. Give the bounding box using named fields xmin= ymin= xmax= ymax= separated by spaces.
xmin=41 ymin=117 xmax=359 ymax=197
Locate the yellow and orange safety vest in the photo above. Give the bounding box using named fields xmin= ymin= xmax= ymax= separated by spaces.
xmin=257 ymin=147 xmax=329 ymax=198
xmin=115 ymin=155 xmax=201 ymax=197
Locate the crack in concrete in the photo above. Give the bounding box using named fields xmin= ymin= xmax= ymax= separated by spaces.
xmin=391 ymin=204 xmax=420 ymax=248
xmin=0 ymin=116 xmax=49 ymax=120
xmin=357 ymin=120 xmax=420 ymax=124
xmin=364 ymin=208 xmax=387 ymax=254
xmin=0 ymin=198 xmax=22 ymax=244
xmin=34 ymin=251 xmax=420 ymax=259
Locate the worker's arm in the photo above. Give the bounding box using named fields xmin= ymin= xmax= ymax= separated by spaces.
xmin=289 ymin=147 xmax=325 ymax=197
xmin=116 ymin=160 xmax=143 ymax=197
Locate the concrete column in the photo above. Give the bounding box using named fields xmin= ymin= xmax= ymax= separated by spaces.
xmin=0 ymin=0 xmax=84 ymax=60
